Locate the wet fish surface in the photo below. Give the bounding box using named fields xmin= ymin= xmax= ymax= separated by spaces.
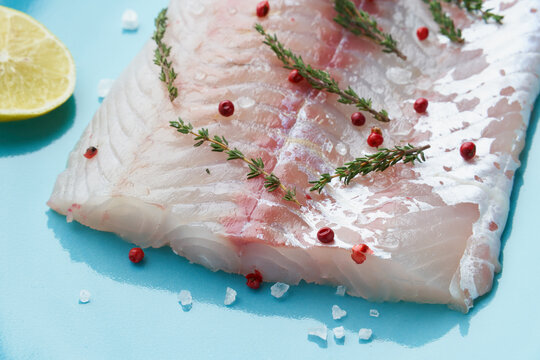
xmin=49 ymin=0 xmax=540 ymax=311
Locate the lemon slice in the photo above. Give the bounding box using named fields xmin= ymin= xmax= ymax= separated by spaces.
xmin=0 ymin=6 xmax=76 ymax=122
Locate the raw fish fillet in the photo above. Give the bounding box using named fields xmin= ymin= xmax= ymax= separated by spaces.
xmin=48 ymin=0 xmax=540 ymax=311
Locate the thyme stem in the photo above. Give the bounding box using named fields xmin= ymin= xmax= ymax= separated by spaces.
xmin=170 ymin=118 xmax=300 ymax=206
xmin=310 ymin=144 xmax=430 ymax=193
xmin=255 ymin=23 xmax=390 ymax=123
xmin=333 ymin=0 xmax=406 ymax=60
xmin=423 ymin=0 xmax=464 ymax=43
xmin=153 ymin=8 xmax=179 ymax=102
xmin=444 ymin=0 xmax=503 ymax=23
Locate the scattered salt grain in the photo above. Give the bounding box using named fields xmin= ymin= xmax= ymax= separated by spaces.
xmin=250 ymin=59 xmax=270 ymax=72
xmin=121 ymin=9 xmax=139 ymax=31
xmin=385 ymin=67 xmax=412 ymax=85
xmin=335 ymin=285 xmax=346 ymax=296
xmin=79 ymin=289 xmax=91 ymax=304
xmin=270 ymin=282 xmax=289 ymax=298
xmin=369 ymin=309 xmax=379 ymax=317
xmin=97 ymin=79 xmax=115 ymax=99
xmin=332 ymin=305 xmax=347 ymax=320
xmin=333 ymin=326 xmax=345 ymax=340
xmin=66 ymin=210 xmax=73 ymax=223
xmin=237 ymin=96 xmax=256 ymax=109
xmin=358 ymin=328 xmax=372 ymax=341
xmin=188 ymin=2 xmax=205 ymax=15
xmin=224 ymin=287 xmax=237 ymax=306
xmin=322 ymin=139 xmax=333 ymax=153
xmin=178 ymin=290 xmax=192 ymax=308
xmin=194 ymin=72 xmax=207 ymax=81
xmin=335 ymin=142 xmax=348 ymax=156
xmin=308 ymin=326 xmax=327 ymax=341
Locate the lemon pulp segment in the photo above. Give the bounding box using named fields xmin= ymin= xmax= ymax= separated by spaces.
xmin=0 ymin=6 xmax=76 ymax=121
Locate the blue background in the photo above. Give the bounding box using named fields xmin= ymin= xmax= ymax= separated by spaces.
xmin=1 ymin=0 xmax=539 ymax=359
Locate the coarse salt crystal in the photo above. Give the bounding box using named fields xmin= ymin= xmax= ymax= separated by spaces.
xmin=335 ymin=285 xmax=346 ymax=296
xmin=188 ymin=2 xmax=205 ymax=15
xmin=194 ymin=72 xmax=207 ymax=81
xmin=369 ymin=309 xmax=379 ymax=317
xmin=237 ymin=96 xmax=256 ymax=109
xmin=308 ymin=326 xmax=327 ymax=341
xmin=333 ymin=326 xmax=345 ymax=340
xmin=358 ymin=328 xmax=372 ymax=340
xmin=270 ymin=282 xmax=289 ymax=298
xmin=335 ymin=142 xmax=348 ymax=156
xmin=224 ymin=287 xmax=237 ymax=306
xmin=385 ymin=67 xmax=412 ymax=85
xmin=332 ymin=305 xmax=347 ymax=320
xmin=97 ymin=79 xmax=115 ymax=98
xmin=79 ymin=289 xmax=91 ymax=304
xmin=66 ymin=210 xmax=73 ymax=223
xmin=121 ymin=9 xmax=139 ymax=31
xmin=177 ymin=290 xmax=192 ymax=307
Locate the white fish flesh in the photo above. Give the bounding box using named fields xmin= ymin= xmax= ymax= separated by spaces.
xmin=48 ymin=0 xmax=540 ymax=312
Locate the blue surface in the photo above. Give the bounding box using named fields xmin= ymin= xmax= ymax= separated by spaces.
xmin=1 ymin=1 xmax=540 ymax=359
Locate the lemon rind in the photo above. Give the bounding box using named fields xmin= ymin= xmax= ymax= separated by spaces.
xmin=0 ymin=5 xmax=76 ymax=121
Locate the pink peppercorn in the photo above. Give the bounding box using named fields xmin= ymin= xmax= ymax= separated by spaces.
xmin=317 ymin=227 xmax=334 ymax=243
xmin=460 ymin=142 xmax=476 ymax=160
xmin=414 ymin=98 xmax=429 ymax=113
xmin=129 ymin=247 xmax=144 ymax=263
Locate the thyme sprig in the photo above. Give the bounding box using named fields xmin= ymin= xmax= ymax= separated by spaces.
xmin=444 ymin=0 xmax=503 ymax=23
xmin=423 ymin=0 xmax=464 ymax=43
xmin=170 ymin=118 xmax=300 ymax=205
xmin=153 ymin=8 xmax=178 ymax=102
xmin=309 ymin=144 xmax=430 ymax=193
xmin=333 ymin=0 xmax=406 ymax=60
xmin=255 ymin=24 xmax=390 ymax=123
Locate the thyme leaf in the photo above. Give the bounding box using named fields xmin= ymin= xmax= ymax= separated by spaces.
xmin=153 ymin=8 xmax=179 ymax=102
xmin=444 ymin=0 xmax=503 ymax=23
xmin=333 ymin=0 xmax=406 ymax=60
xmin=309 ymin=144 xmax=430 ymax=193
xmin=255 ymin=23 xmax=391 ymax=123
xmin=423 ymin=0 xmax=464 ymax=43
xmin=170 ymin=118 xmax=300 ymax=205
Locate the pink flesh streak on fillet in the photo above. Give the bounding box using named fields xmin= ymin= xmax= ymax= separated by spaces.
xmin=48 ymin=0 xmax=540 ymax=311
